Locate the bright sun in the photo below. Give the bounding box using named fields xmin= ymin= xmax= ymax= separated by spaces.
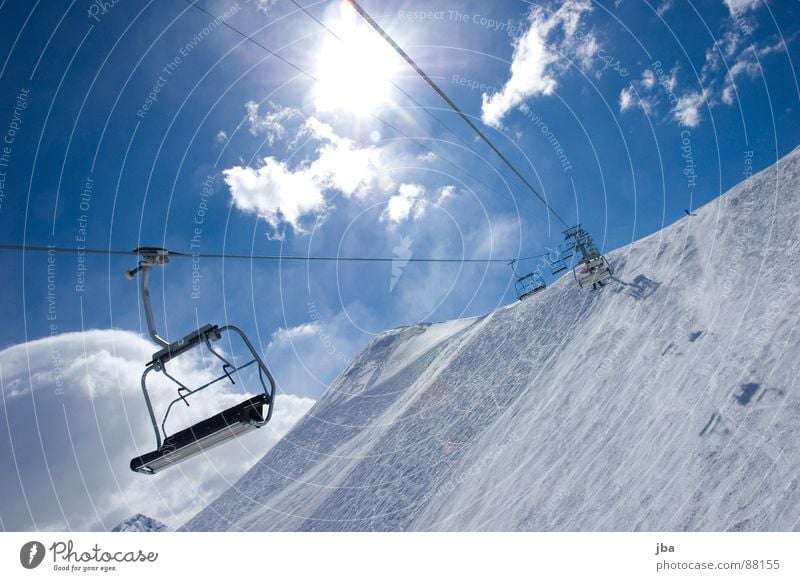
xmin=314 ymin=2 xmax=399 ymax=115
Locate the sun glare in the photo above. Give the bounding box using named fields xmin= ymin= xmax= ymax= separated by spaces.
xmin=314 ymin=2 xmax=399 ymax=115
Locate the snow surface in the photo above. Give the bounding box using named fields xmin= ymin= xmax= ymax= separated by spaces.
xmin=184 ymin=147 xmax=800 ymax=531
xmin=111 ymin=513 xmax=170 ymax=532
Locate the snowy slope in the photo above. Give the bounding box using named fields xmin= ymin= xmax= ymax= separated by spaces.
xmin=184 ymin=147 xmax=800 ymax=532
xmin=111 ymin=514 xmax=170 ymax=532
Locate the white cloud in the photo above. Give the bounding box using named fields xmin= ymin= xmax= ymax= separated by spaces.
xmin=662 ymin=67 xmax=679 ymax=93
xmin=673 ymin=89 xmax=710 ymax=127
xmin=381 ymin=183 xmax=427 ymax=225
xmin=378 ymin=183 xmax=453 ymax=228
xmin=255 ymin=0 xmax=278 ymax=13
xmin=436 ymin=185 xmax=456 ymax=205
xmin=755 ymin=37 xmax=788 ymax=58
xmin=721 ymin=30 xmax=746 ymax=59
xmin=618 ymin=70 xmax=659 ymax=115
xmin=656 ymin=0 xmax=675 ymax=16
xmin=417 ymin=151 xmax=438 ymax=162
xmin=718 ymin=38 xmax=788 ymax=104
xmin=720 ymin=84 xmax=736 ymax=106
xmin=245 ymin=101 xmax=298 ymax=144
xmin=620 ymin=22 xmax=785 ymax=127
xmin=619 ymin=86 xmax=636 ymax=112
xmin=268 ymin=322 xmax=322 ymax=347
xmin=225 ymin=117 xmax=384 ymax=237
xmin=701 ymin=30 xmax=748 ymax=87
xmin=215 ymin=130 xmax=228 ymax=144
xmin=0 ymin=329 xmax=314 ymax=531
xmin=573 ymin=33 xmax=600 ymax=71
xmin=301 ymin=117 xmax=338 ymax=143
xmin=693 ymin=24 xmax=789 ymax=109
xmin=723 ymin=0 xmax=761 ymax=15
xmin=309 ymin=130 xmax=384 ymax=198
xmin=224 ymin=158 xmax=327 ymax=238
xmin=641 ymin=68 xmax=656 ymax=89
xmin=721 ymin=52 xmax=761 ymax=104
xmin=481 ymin=0 xmax=597 ymax=128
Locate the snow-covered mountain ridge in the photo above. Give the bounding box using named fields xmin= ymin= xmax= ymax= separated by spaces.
xmin=185 ymin=146 xmax=800 ymax=531
xmin=111 ymin=514 xmax=170 ymax=532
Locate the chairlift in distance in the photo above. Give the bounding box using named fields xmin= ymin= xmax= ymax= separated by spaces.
xmin=563 ymin=225 xmax=613 ymax=289
xmin=126 ymin=247 xmax=276 ymax=475
xmin=574 ymin=254 xmax=613 ymax=289
xmin=508 ymin=258 xmax=546 ymax=300
xmin=545 ymin=245 xmax=573 ymax=275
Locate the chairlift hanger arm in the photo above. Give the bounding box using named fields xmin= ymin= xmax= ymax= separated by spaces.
xmin=126 ymin=247 xmax=170 ymax=348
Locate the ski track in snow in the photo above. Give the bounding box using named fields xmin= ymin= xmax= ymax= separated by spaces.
xmin=184 ymin=148 xmax=800 ymax=531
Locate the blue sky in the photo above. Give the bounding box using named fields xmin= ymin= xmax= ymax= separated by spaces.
xmin=0 ymin=0 xmax=798 ymax=530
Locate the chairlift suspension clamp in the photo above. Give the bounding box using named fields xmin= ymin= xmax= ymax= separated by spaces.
xmin=125 ymin=247 xmax=170 ymax=279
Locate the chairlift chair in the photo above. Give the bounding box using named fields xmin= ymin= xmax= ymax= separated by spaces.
xmin=509 ymin=259 xmax=546 ymax=300
xmin=126 ymin=248 xmax=276 ymax=475
xmin=546 ymin=245 xmax=573 ymax=275
xmin=548 ymin=259 xmax=568 ymax=275
xmin=574 ymin=255 xmax=613 ymax=289
xmin=515 ymin=272 xmax=547 ymax=300
xmin=563 ymin=225 xmax=613 ymax=289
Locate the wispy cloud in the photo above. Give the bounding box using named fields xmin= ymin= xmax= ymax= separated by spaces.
xmin=481 ymin=0 xmax=598 ymax=128
xmin=666 ymin=1 xmax=791 ymax=123
xmin=245 ymin=100 xmax=299 ymax=144
xmin=721 ymin=38 xmax=788 ymax=104
xmin=618 ymin=86 xmax=636 ymax=112
xmin=268 ymin=322 xmax=322 ymax=347
xmin=673 ymin=89 xmax=711 ymax=127
xmin=436 ymin=185 xmax=456 ymax=205
xmin=656 ymin=0 xmax=675 ymax=16
xmin=255 ymin=0 xmax=278 ymax=13
xmin=620 ymin=9 xmax=790 ymax=128
xmin=723 ymin=0 xmax=761 ymax=16
xmin=618 ymin=68 xmax=665 ymax=115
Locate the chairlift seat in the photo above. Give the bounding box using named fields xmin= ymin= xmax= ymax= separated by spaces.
xmin=130 ymin=393 xmax=269 ymax=475
xmin=578 ymin=268 xmax=612 ymax=287
xmin=518 ymin=285 xmax=546 ymax=300
xmin=515 ymin=272 xmax=546 ymax=300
